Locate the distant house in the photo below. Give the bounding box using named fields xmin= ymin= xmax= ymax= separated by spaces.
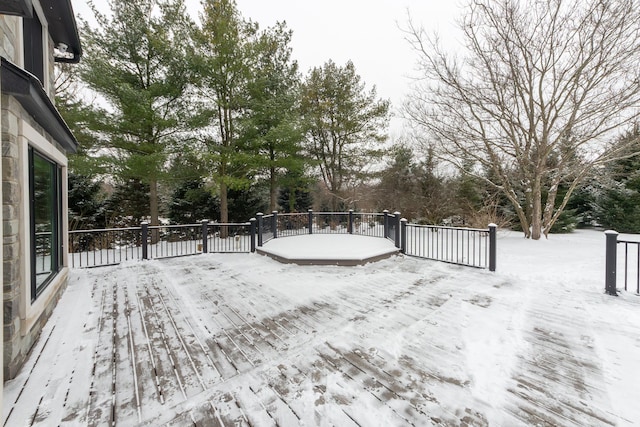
xmin=1 ymin=0 xmax=81 ymax=379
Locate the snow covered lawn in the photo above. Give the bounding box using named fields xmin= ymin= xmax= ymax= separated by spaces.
xmin=3 ymin=229 xmax=639 ymax=426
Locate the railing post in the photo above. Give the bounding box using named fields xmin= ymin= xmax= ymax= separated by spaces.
xmin=249 ymin=218 xmax=256 ymax=253
xmin=489 ymin=223 xmax=497 ymax=272
xmin=201 ymin=219 xmax=209 ymax=253
xmin=605 ymin=230 xmax=619 ymax=296
xmin=383 ymin=210 xmax=389 ymax=239
xmin=141 ymin=221 xmax=148 ymax=260
xmin=257 ymin=213 xmax=264 ymax=247
xmin=394 ymin=212 xmax=401 ymax=248
xmin=308 ymin=209 xmax=313 ymax=234
xmin=348 ymin=209 xmax=354 ymax=234
xmin=272 ymin=211 xmax=278 ymax=239
xmin=401 ymin=218 xmax=407 ymax=253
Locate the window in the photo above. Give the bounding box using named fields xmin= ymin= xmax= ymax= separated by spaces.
xmin=23 ymin=8 xmax=44 ymax=84
xmin=29 ymin=148 xmax=62 ymax=301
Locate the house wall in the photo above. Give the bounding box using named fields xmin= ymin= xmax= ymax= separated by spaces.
xmin=1 ymin=7 xmax=71 ymax=380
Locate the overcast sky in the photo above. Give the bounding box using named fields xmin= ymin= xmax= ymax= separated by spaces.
xmin=71 ymin=0 xmax=464 ymax=137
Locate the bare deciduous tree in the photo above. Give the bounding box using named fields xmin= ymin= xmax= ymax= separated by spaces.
xmin=404 ymin=0 xmax=640 ymax=239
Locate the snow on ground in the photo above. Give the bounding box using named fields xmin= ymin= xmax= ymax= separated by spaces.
xmin=3 ymin=229 xmax=640 ymax=426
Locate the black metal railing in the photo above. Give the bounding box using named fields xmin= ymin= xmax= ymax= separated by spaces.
xmin=351 ymin=212 xmax=385 ymax=238
xmin=253 ymin=210 xmax=496 ymax=271
xmin=402 ymin=223 xmax=495 ymax=269
xmin=277 ymin=212 xmax=309 ymax=237
xmin=257 ymin=213 xmax=276 ymax=246
xmin=69 ymin=210 xmax=498 ymax=271
xmin=312 ymin=212 xmax=350 ymax=234
xmin=605 ymin=230 xmax=640 ymax=295
xmin=69 ymin=226 xmax=143 ymax=267
xmin=205 ymin=222 xmax=253 ymax=253
xmin=69 ymin=220 xmax=251 ymax=268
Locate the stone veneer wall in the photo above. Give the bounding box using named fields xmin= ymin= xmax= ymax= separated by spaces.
xmin=1 ymin=12 xmax=69 ymax=379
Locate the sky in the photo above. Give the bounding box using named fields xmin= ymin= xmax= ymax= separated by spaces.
xmin=71 ymin=0 xmax=464 ymax=137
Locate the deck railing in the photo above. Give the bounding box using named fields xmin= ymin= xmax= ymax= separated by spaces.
xmin=254 ymin=210 xmax=496 ymax=271
xmin=604 ymin=230 xmax=640 ymax=295
xmin=69 ymin=210 xmax=497 ymax=271
xmin=69 ymin=221 xmax=252 ymax=268
xmin=402 ymin=223 xmax=495 ymax=269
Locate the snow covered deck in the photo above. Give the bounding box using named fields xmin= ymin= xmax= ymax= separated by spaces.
xmin=3 ymin=230 xmax=640 ymax=426
xmin=256 ymin=234 xmax=400 ymax=265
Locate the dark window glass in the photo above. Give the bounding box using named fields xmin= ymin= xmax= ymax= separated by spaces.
xmin=30 ymin=148 xmax=61 ymax=301
xmin=23 ymin=9 xmax=44 ymax=84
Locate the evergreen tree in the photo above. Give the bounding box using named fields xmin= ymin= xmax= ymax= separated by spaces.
xmin=68 ymin=173 xmax=106 ymax=231
xmin=301 ymin=60 xmax=390 ymax=210
xmin=195 ymin=0 xmax=257 ymax=225
xmin=54 ymin=63 xmax=105 ymax=177
xmin=376 ymin=144 xmax=421 ymax=217
xmin=79 ymin=0 xmax=200 ymax=227
xmin=168 ymin=179 xmax=220 ymax=224
xmin=227 ymin=184 xmax=269 ymax=222
xmin=104 ymin=179 xmax=151 ymax=227
xmin=595 ymin=126 xmax=640 ymax=232
xmin=242 ymin=22 xmax=306 ymax=212
xmin=278 ymin=169 xmax=313 ymax=213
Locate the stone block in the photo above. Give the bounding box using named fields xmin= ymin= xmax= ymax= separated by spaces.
xmin=1 ymin=110 xmax=18 ymax=136
xmin=3 ymin=240 xmax=18 ymax=261
xmin=4 ymin=295 xmax=20 ymax=324
xmin=2 ymin=156 xmax=18 ymax=177
xmin=3 ymin=204 xmax=15 ymax=220
xmin=3 ymin=259 xmax=19 ymax=283
xmin=1 ymin=181 xmax=19 ymax=205
xmin=2 ymin=218 xmax=19 ymax=236
xmin=1 ymin=134 xmax=18 ymax=157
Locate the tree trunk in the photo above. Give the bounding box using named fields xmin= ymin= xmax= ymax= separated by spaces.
xmin=149 ymin=178 xmax=160 ymax=243
xmin=269 ymin=165 xmax=277 ymax=212
xmin=530 ymin=178 xmax=543 ymax=240
xmin=220 ymin=181 xmax=228 ymax=238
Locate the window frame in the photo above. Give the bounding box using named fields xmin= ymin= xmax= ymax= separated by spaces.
xmin=29 ymin=147 xmax=63 ymax=302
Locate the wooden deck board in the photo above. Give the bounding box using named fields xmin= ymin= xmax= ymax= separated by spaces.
xmin=3 ymin=255 xmax=635 ymax=427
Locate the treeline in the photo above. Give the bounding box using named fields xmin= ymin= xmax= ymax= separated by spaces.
xmin=68 ymin=124 xmax=640 ymax=234
xmin=61 ymin=0 xmax=390 ymax=229
xmin=62 ymin=0 xmax=640 ymax=236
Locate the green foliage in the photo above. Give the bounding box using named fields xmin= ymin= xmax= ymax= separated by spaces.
xmin=194 ymin=0 xmax=259 ymax=222
xmin=241 ymin=21 xmax=306 ymax=211
xmin=374 ymin=143 xmax=452 ymax=223
xmin=79 ymin=0 xmax=200 ymax=224
xmin=227 ymin=184 xmax=269 ymax=222
xmin=301 ymin=60 xmax=390 ymax=210
xmin=103 ymin=179 xmax=150 ymax=227
xmin=595 ymin=126 xmax=640 ymax=233
xmin=278 ymin=168 xmax=314 ymax=213
xmin=68 ymin=173 xmax=106 ymax=230
xmin=168 ymin=180 xmax=220 ymax=224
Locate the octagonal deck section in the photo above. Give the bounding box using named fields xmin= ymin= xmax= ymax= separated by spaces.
xmin=256 ymin=234 xmax=400 ymax=265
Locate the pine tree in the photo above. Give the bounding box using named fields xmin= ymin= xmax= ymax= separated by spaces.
xmin=168 ymin=179 xmax=220 ymax=224
xmin=195 ymin=0 xmax=257 ymax=225
xmin=68 ymin=173 xmax=106 ymax=231
xmin=79 ymin=0 xmax=200 ymax=227
xmin=301 ymin=60 xmax=390 ymax=210
xmin=242 ymin=22 xmax=306 ymax=212
xmin=595 ymin=126 xmax=640 ymax=232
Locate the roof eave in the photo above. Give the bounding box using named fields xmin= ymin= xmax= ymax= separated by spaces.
xmin=41 ymin=0 xmax=83 ymax=63
xmin=1 ymin=57 xmax=79 ymax=154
